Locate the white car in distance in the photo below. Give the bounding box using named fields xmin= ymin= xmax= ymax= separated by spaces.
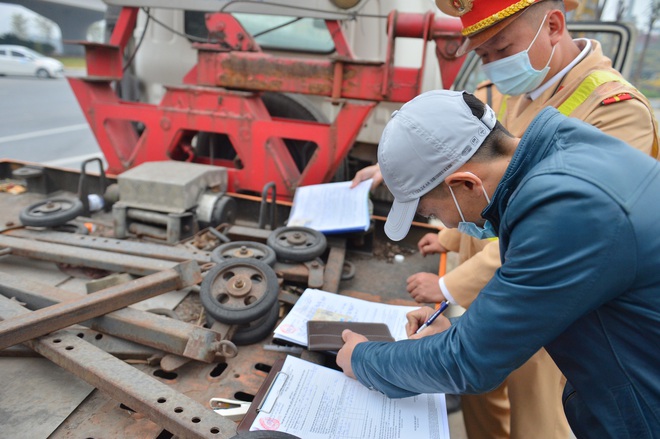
xmin=0 ymin=45 xmax=64 ymax=78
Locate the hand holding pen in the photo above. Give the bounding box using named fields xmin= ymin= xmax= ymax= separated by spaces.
xmin=415 ymin=301 xmax=449 ymax=334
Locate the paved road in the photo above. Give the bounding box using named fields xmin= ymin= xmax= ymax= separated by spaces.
xmin=0 ymin=71 xmax=104 ymax=170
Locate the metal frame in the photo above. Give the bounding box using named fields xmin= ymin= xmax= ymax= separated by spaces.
xmin=68 ymin=7 xmax=465 ymax=199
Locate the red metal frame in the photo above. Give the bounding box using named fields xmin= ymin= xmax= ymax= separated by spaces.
xmin=68 ymin=9 xmax=465 ymax=200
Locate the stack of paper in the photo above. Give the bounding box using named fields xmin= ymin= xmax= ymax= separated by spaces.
xmin=273 ymin=288 xmax=419 ymax=347
xmin=248 ymin=355 xmax=450 ymax=439
xmin=287 ymin=179 xmax=372 ymax=234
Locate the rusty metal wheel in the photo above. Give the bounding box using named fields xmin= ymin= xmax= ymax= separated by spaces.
xmin=229 ymin=302 xmax=280 ymax=346
xmin=19 ymin=197 xmax=84 ymax=227
xmin=267 ymin=226 xmax=327 ymax=262
xmin=211 ymin=241 xmax=277 ymax=267
xmin=200 ymin=259 xmax=279 ymax=325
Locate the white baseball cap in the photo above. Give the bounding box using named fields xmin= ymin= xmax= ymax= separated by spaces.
xmin=378 ymin=90 xmax=496 ymax=241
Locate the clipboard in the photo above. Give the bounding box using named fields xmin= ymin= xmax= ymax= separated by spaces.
xmin=236 ymin=357 xmax=288 ymax=433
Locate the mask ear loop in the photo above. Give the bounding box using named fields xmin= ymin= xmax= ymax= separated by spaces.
xmin=529 ymin=13 xmax=549 ymax=50
xmin=463 ymin=171 xmax=492 ymax=204
xmin=528 ymin=13 xmax=556 ymax=70
xmin=447 ymin=184 xmax=467 ymax=223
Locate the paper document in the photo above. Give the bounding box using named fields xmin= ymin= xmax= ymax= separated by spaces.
xmin=273 ymin=288 xmax=419 ymax=346
xmin=287 ymin=179 xmax=372 ymax=234
xmin=250 ymin=355 xmax=450 ymax=439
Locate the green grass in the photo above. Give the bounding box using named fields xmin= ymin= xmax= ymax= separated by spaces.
xmin=54 ymin=57 xmax=86 ymax=69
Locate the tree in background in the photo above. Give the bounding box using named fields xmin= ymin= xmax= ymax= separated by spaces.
xmin=33 ymin=15 xmax=56 ymax=55
xmin=34 ymin=15 xmax=54 ymax=42
xmin=10 ymin=12 xmax=29 ymax=41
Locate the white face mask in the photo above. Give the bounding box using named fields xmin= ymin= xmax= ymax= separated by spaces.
xmin=481 ymin=13 xmax=556 ymax=96
xmin=447 ymin=173 xmax=497 ymax=240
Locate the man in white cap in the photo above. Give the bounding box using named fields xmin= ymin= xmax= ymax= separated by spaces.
xmin=337 ymin=89 xmax=660 ymax=439
xmin=351 ymin=1 xmax=659 ymax=437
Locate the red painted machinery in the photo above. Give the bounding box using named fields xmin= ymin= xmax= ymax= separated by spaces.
xmin=69 ymin=6 xmax=465 ymax=200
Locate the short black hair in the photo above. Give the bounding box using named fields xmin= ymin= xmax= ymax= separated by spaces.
xmin=461 ymin=92 xmax=512 ymax=162
xmin=527 ymin=0 xmax=566 ymax=21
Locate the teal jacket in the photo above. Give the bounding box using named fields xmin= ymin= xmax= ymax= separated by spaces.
xmin=352 ymin=108 xmax=660 ymax=439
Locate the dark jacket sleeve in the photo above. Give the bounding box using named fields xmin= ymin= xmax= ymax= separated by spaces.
xmin=351 ymin=173 xmax=636 ymax=398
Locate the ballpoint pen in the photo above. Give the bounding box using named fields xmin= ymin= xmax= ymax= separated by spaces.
xmin=415 ymin=300 xmax=449 ymax=334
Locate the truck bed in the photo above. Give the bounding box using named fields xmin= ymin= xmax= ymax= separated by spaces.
xmin=0 ymin=159 xmax=467 ymax=438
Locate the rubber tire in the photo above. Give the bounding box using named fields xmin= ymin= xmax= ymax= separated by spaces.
xmin=211 ymin=241 xmax=277 ymax=267
xmin=230 ymin=302 xmax=280 ymax=346
xmin=229 ymin=432 xmax=301 ymax=439
xmin=267 ymin=226 xmax=327 ymax=262
xmin=200 ymin=259 xmax=279 ymax=325
xmin=19 ymin=198 xmax=84 ymax=228
xmin=36 ymin=68 xmax=51 ymax=79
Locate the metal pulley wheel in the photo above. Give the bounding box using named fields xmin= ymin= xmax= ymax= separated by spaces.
xmin=266 ymin=226 xmax=327 ymax=262
xmin=211 ymin=241 xmax=277 ymax=267
xmin=200 ymin=259 xmax=279 ymax=325
xmin=19 ymin=197 xmax=84 ymax=227
xmin=229 ymin=303 xmax=280 ymax=346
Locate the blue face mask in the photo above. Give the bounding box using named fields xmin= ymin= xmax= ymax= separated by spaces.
xmin=448 ymin=173 xmax=497 ymax=240
xmin=457 ymin=220 xmax=497 ymax=240
xmin=481 ymin=14 xmax=555 ymax=96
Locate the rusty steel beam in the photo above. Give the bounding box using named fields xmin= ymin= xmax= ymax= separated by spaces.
xmin=5 ymin=229 xmax=212 ymax=264
xmin=0 ymin=272 xmax=228 ymax=362
xmin=0 ymin=261 xmax=201 ymax=351
xmin=0 ymin=296 xmax=237 ymax=438
xmin=0 ymin=327 xmax=161 ymax=361
xmin=0 ymin=234 xmax=177 ymax=276
xmin=322 ymin=237 xmax=347 ymax=293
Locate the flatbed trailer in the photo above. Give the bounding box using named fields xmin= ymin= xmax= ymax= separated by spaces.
xmin=0 ymin=159 xmax=462 ymax=438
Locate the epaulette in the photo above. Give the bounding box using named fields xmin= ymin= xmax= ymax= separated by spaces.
xmin=601 ymin=93 xmax=633 ymax=105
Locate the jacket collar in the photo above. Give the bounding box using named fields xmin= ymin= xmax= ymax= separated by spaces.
xmin=482 ymin=107 xmax=563 ymax=230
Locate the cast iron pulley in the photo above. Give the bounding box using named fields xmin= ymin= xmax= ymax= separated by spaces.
xmin=266 ymin=226 xmax=327 ymax=262
xmin=19 ymin=197 xmax=84 ymax=228
xmin=211 ymin=241 xmax=277 ymax=267
xmin=229 ymin=302 xmax=280 ymax=346
xmin=200 ymin=259 xmax=279 ymax=325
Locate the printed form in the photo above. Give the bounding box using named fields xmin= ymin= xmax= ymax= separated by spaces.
xmin=287 ymin=179 xmax=372 ymax=233
xmin=251 ymin=355 xmax=450 ymax=439
xmin=273 ymin=288 xmax=420 ymax=346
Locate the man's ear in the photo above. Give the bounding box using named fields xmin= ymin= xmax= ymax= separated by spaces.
xmin=547 ymin=9 xmax=565 ymax=44
xmin=444 ymin=172 xmax=481 ymax=192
